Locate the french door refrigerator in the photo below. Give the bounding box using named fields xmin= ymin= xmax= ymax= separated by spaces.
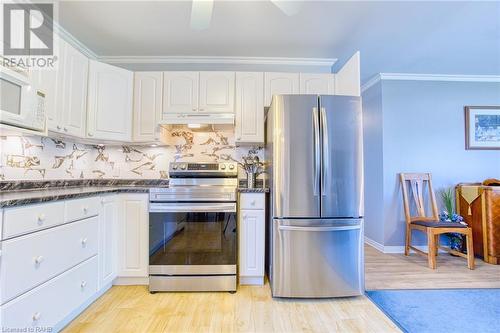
xmin=266 ymin=94 xmax=364 ymax=298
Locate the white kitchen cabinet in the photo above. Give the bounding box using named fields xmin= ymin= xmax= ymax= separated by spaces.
xmin=61 ymin=41 xmax=89 ymax=137
xmin=87 ymin=60 xmax=133 ymax=141
xmin=235 ymin=72 xmax=264 ymax=144
xmin=238 ymin=193 xmax=266 ymax=285
xmin=264 ymin=72 xmax=299 ymax=106
xmin=117 ymin=193 xmax=149 ymax=278
xmin=199 ymin=71 xmax=235 ymax=113
xmin=34 ymin=39 xmax=88 ymax=136
xmin=133 ymin=72 xmax=163 ymax=142
xmin=163 ymin=71 xmax=199 ymax=114
xmin=299 ymin=73 xmax=335 ymax=95
xmin=99 ymin=195 xmax=118 ymax=288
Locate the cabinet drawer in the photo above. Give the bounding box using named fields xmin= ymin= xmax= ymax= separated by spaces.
xmin=239 ymin=193 xmax=265 ymax=210
xmin=0 ymin=217 xmax=98 ymax=304
xmin=2 ymin=201 xmax=65 ymax=240
xmin=1 ymin=256 xmax=98 ymax=331
xmin=65 ymin=197 xmax=100 ymax=222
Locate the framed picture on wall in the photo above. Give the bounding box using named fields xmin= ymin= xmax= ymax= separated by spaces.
xmin=465 ymin=106 xmax=500 ymax=150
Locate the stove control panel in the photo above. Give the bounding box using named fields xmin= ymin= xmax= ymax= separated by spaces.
xmin=169 ymin=162 xmax=238 ymax=177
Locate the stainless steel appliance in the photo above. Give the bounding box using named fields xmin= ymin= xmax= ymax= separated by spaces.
xmin=266 ymin=95 xmax=364 ymax=298
xmin=149 ymin=162 xmax=238 ymax=292
xmin=0 ymin=63 xmax=46 ymax=132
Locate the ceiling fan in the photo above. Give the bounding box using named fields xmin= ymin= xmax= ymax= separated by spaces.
xmin=190 ymin=0 xmax=302 ymax=30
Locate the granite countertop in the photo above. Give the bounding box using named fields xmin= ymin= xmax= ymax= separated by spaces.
xmin=0 ymin=179 xmax=268 ymax=208
xmin=0 ymin=179 xmax=169 ymax=208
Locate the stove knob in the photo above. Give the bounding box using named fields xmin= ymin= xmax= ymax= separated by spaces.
xmin=229 ymin=164 xmax=235 ymax=170
xmin=172 ymin=165 xmax=178 ymax=170
xmin=220 ymin=165 xmax=226 ymax=170
xmin=180 ymin=164 xmax=186 ymax=170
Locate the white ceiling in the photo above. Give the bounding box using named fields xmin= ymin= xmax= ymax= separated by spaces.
xmin=57 ymin=1 xmax=500 ymax=82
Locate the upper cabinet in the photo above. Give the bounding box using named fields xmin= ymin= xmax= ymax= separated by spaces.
xmin=299 ymin=73 xmax=335 ymax=95
xmin=163 ymin=72 xmax=199 ymax=114
xmin=61 ymin=41 xmax=89 ymax=137
xmin=34 ymin=39 xmax=88 ymax=137
xmin=87 ymin=60 xmax=134 ymax=141
xmin=334 ymin=51 xmax=361 ymax=97
xmin=264 ymin=72 xmax=299 ymax=106
xmin=133 ymin=72 xmax=163 ymax=142
xmin=199 ymin=72 xmax=235 ymax=113
xmin=235 ymin=72 xmax=264 ymax=144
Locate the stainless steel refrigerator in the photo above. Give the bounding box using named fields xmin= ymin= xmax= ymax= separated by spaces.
xmin=265 ymin=95 xmax=364 ymax=298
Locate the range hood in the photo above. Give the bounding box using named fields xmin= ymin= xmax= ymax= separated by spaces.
xmin=159 ymin=113 xmax=235 ymax=126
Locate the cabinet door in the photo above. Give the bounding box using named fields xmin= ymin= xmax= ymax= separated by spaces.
xmin=61 ymin=42 xmax=89 ymax=137
xmin=163 ymin=72 xmax=199 ymax=114
xmin=264 ymin=72 xmax=299 ymax=106
xmin=133 ymin=72 xmax=162 ymax=142
xmin=87 ymin=60 xmax=133 ymax=141
xmin=99 ymin=195 xmax=118 ymax=287
xmin=299 ymin=73 xmax=335 ymax=95
xmin=235 ymin=72 xmax=264 ymax=144
xmin=199 ymin=71 xmax=235 ymax=113
xmin=117 ymin=194 xmax=148 ymax=277
xmin=334 ymin=51 xmax=361 ymax=96
xmin=239 ymin=209 xmax=265 ymax=282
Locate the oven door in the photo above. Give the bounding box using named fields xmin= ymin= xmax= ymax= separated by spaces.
xmin=149 ymin=202 xmax=237 ymax=275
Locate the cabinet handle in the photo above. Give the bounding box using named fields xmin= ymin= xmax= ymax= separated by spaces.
xmin=83 ymin=206 xmax=89 ymax=214
xmin=81 ymin=281 xmax=87 ymax=289
xmin=32 ymin=312 xmax=41 ymax=322
xmin=81 ymin=238 xmax=88 ymax=246
xmin=56 ymin=125 xmax=61 ymax=130
xmin=34 ymin=256 xmax=44 ymax=265
xmin=63 ymin=127 xmax=68 ymax=132
xmin=199 ymin=108 xmax=205 ymax=111
xmin=192 ymin=108 xmax=197 ymax=111
xmin=88 ymin=133 xmax=94 ymax=137
xmin=251 ymin=200 xmax=256 ymax=206
xmin=243 ymin=215 xmax=248 ymax=219
xmin=37 ymin=213 xmax=46 ymax=223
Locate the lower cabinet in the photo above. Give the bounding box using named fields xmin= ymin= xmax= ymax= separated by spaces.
xmin=117 ymin=193 xmax=149 ymax=278
xmin=238 ymin=193 xmax=266 ymax=285
xmin=99 ymin=195 xmax=118 ymax=288
xmin=1 ymin=256 xmax=98 ymax=332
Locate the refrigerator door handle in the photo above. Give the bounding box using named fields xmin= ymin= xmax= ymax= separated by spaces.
xmin=278 ymin=225 xmax=361 ymax=232
xmin=320 ymin=107 xmax=328 ymax=196
xmin=313 ymin=107 xmax=320 ymax=196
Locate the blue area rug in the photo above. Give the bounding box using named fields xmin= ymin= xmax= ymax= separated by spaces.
xmin=366 ymin=289 xmax=500 ymax=333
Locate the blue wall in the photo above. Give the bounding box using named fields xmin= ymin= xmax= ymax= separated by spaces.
xmin=363 ymin=79 xmax=500 ymax=247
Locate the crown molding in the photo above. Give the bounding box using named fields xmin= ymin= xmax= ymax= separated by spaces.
xmin=54 ymin=22 xmax=98 ymax=59
xmin=98 ymin=56 xmax=337 ymax=68
xmin=362 ymin=73 xmax=500 ymax=93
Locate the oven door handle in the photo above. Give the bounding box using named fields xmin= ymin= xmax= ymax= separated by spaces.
xmin=149 ymin=202 xmax=237 ymax=213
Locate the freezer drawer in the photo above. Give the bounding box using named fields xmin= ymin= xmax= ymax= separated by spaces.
xmin=271 ymin=218 xmax=364 ymax=298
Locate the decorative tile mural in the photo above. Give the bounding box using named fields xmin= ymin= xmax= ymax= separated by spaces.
xmin=0 ymin=128 xmax=263 ymax=180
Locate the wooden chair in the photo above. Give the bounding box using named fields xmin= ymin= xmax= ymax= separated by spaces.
xmin=400 ymin=173 xmax=475 ymax=269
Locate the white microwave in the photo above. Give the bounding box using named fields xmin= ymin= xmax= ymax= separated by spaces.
xmin=0 ymin=65 xmax=46 ymax=132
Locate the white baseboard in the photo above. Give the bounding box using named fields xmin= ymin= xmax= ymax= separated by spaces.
xmin=113 ymin=276 xmax=149 ymax=285
xmin=364 ymin=236 xmax=446 ymax=254
xmin=240 ymin=276 xmax=264 ymax=286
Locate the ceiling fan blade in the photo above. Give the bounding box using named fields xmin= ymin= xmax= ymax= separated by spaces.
xmin=190 ymin=0 xmax=214 ymax=31
xmin=270 ymin=0 xmax=302 ymax=16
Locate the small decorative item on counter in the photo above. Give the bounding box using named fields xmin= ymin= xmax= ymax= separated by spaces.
xmin=239 ymin=153 xmax=264 ymax=189
xmin=440 ymin=188 xmax=467 ymax=253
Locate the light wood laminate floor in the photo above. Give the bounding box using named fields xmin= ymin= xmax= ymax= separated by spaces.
xmin=63 ymin=283 xmax=399 ymax=333
xmin=64 ymin=245 xmax=500 ymax=333
xmin=365 ymin=245 xmax=500 ymax=289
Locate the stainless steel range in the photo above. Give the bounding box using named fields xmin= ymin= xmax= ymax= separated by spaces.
xmin=148 ymin=162 xmax=238 ymax=293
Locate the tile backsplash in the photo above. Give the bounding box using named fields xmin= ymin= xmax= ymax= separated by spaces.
xmin=0 ymin=128 xmax=263 ymax=180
